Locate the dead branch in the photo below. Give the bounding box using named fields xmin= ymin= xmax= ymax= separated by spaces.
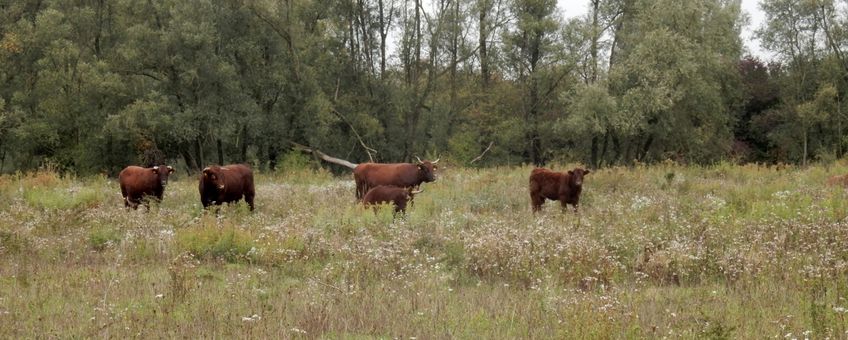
xmin=470 ymin=141 xmax=494 ymax=164
xmin=289 ymin=141 xmax=358 ymax=169
xmin=331 ymin=108 xmax=377 ymax=162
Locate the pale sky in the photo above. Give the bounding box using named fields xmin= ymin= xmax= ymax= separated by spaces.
xmin=558 ymin=0 xmax=772 ymax=60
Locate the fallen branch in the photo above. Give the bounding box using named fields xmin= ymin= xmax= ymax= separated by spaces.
xmin=289 ymin=141 xmax=358 ymax=169
xmin=470 ymin=141 xmax=494 ymax=164
xmin=331 ymin=77 xmax=377 ymax=162
xmin=331 ymin=108 xmax=377 ymax=162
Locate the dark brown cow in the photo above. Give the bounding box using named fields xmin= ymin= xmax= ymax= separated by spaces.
xmin=529 ymin=167 xmax=590 ymax=213
xmin=362 ymin=185 xmax=423 ymax=214
xmin=118 ymin=165 xmax=175 ymax=209
xmin=353 ymin=157 xmax=439 ymax=200
xmin=199 ymin=164 xmax=255 ymax=211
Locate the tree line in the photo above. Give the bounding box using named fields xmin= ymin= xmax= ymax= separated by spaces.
xmin=0 ymin=0 xmax=846 ymax=175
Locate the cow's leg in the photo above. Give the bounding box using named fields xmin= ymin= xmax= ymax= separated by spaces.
xmin=143 ymin=196 xmax=153 ymax=212
xmin=361 ymin=184 xmax=371 ymax=201
xmin=244 ymin=192 xmax=255 ymax=211
xmin=121 ymin=185 xmax=130 ymax=208
xmin=355 ymin=180 xmax=365 ymax=200
xmin=530 ymin=193 xmax=544 ymax=213
xmin=559 ymin=198 xmax=570 ymax=213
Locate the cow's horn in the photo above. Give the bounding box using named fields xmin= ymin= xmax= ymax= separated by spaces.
xmin=410 ymin=189 xmax=423 ymax=195
xmin=432 ymin=158 xmax=440 ymax=164
xmin=415 ymin=156 xmax=423 ymax=163
xmin=153 ymin=166 xmax=159 ymax=170
xmin=167 ymin=165 xmax=173 ymax=170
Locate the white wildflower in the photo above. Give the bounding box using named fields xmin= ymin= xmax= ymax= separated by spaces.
xmin=242 ymin=314 xmax=261 ymax=322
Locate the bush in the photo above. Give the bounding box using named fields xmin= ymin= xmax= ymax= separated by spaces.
xmin=88 ymin=227 xmax=122 ymax=251
xmin=0 ymin=231 xmax=30 ymax=255
xmin=24 ymin=186 xmax=103 ymax=210
xmin=176 ymin=225 xmax=257 ymax=263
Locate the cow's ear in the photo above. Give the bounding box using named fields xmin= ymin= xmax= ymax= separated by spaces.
xmin=568 ymin=170 xmax=574 ymax=175
xmin=151 ymin=168 xmax=159 ymax=174
xmin=584 ymin=169 xmax=591 ymax=175
xmin=168 ymin=166 xmax=175 ymax=174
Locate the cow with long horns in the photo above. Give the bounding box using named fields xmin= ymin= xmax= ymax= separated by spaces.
xmin=353 ymin=157 xmax=439 ymax=200
xmin=199 ymin=164 xmax=255 ymax=211
xmin=118 ymin=165 xmax=175 ymax=209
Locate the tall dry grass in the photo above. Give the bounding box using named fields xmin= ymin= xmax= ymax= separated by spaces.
xmin=1 ymin=162 xmax=848 ymax=338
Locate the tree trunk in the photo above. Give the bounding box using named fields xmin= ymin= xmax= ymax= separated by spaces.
xmin=611 ymin=132 xmax=622 ymax=165
xmin=357 ymin=0 xmax=375 ymax=75
xmin=640 ymin=134 xmax=654 ymax=161
xmin=590 ymin=135 xmax=599 ymax=169
xmin=479 ymin=0 xmax=490 ymax=89
xmin=589 ymin=0 xmax=600 ymax=84
xmin=600 ymin=132 xmax=609 ymax=167
xmin=217 ymin=138 xmax=224 ymax=165
xmin=194 ymin=138 xmax=204 ymax=168
xmin=526 ymin=82 xmax=542 ymax=165
xmin=415 ymin=0 xmax=421 ymax=75
xmin=240 ymin=125 xmax=248 ymax=163
xmin=268 ymin=145 xmax=278 ymax=171
xmin=837 ymin=94 xmax=843 ymax=158
xmin=0 ymin=148 xmax=6 ymax=173
xmin=181 ymin=149 xmax=198 ymax=173
xmin=378 ymin=0 xmax=388 ymax=76
xmin=803 ymin=129 xmax=808 ymax=167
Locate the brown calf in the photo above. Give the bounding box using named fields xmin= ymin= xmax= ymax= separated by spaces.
xmin=529 ymin=167 xmax=590 ymax=213
xmin=362 ymin=185 xmax=423 ymax=214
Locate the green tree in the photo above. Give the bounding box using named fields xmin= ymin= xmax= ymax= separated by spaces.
xmin=503 ymin=0 xmax=564 ymax=165
xmin=608 ymin=0 xmax=744 ymax=163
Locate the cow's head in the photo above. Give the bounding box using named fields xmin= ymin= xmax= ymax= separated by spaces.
xmin=415 ymin=157 xmax=439 ymax=182
xmin=567 ymin=168 xmax=590 ymax=187
xmin=202 ymin=166 xmax=227 ymax=191
xmin=152 ymin=165 xmax=175 ymax=187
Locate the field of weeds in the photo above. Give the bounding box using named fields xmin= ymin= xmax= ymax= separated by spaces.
xmin=2 ymin=162 xmax=848 ymax=338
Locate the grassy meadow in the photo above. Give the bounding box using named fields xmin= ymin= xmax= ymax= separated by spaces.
xmin=2 ymin=162 xmax=848 ymax=338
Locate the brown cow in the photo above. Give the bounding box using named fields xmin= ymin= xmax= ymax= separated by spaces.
xmin=827 ymin=174 xmax=848 ymax=187
xmin=199 ymin=164 xmax=255 ymax=211
xmin=118 ymin=165 xmax=175 ymax=210
xmin=353 ymin=157 xmax=439 ymax=200
xmin=362 ymin=185 xmax=423 ymax=214
xmin=529 ymin=167 xmax=590 ymax=213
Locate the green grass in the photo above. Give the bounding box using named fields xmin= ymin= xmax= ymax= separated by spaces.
xmin=2 ymin=162 xmax=848 ymax=337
